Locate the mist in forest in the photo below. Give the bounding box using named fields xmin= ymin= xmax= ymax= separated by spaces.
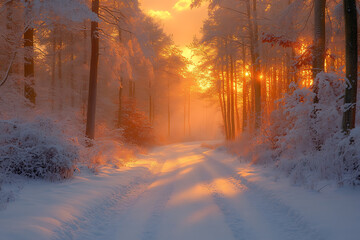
xmin=0 ymin=0 xmax=359 ymax=184
xmin=0 ymin=1 xmax=359 ymax=238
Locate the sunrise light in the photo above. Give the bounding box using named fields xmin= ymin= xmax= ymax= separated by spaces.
xmin=1 ymin=1 xmax=357 ymax=239
xmin=147 ymin=9 xmax=172 ymax=20
xmin=173 ymin=0 xmax=192 ymax=11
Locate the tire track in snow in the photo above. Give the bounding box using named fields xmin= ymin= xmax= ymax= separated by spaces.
xmin=204 ymin=153 xmax=325 ymax=240
xmin=52 ymin=176 xmax=153 ymax=240
xmin=197 ymin=164 xmax=255 ymax=240
xmin=109 ymin=157 xmax=176 ymax=240
xmin=53 ymin=154 xmax=170 ymax=240
xmin=138 ymin=156 xmax=181 ymax=240
xmin=206 ymin=183 xmax=256 ymax=240
xmin=230 ymin=175 xmax=324 ymax=240
xmin=140 ymin=179 xmax=174 ymax=240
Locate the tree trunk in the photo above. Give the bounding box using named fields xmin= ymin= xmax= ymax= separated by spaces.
xmin=252 ymin=0 xmax=261 ymax=130
xmin=226 ymin=54 xmax=231 ymax=140
xmin=6 ymin=0 xmax=14 ymax=75
xmin=85 ymin=0 xmax=100 ymax=140
xmin=184 ymin=90 xmax=186 ymax=136
xmin=246 ymin=0 xmax=261 ymax=130
xmin=219 ymin=89 xmax=226 ymax=136
xmin=242 ymin=39 xmax=248 ymax=132
xmin=234 ymin=60 xmax=241 ymax=135
xmin=342 ymin=0 xmax=358 ymax=132
xmin=58 ymin=29 xmax=63 ymax=111
xmin=51 ymin=30 xmax=56 ymax=111
xmin=188 ymin=87 xmax=191 ymax=136
xmin=117 ymin=78 xmax=123 ymax=128
xmin=149 ymin=76 xmax=153 ymax=123
xmin=70 ymin=33 xmax=75 ymax=108
xmin=221 ymin=59 xmax=228 ymax=139
xmin=129 ymin=79 xmax=136 ymax=98
xmin=230 ymin=55 xmax=236 ymax=139
xmin=82 ymin=24 xmax=88 ymax=120
xmin=24 ymin=0 xmax=36 ymax=105
xmin=313 ymin=0 xmax=326 ymax=103
xmin=149 ymin=94 xmax=153 ymax=124
xmin=167 ymin=78 xmax=171 ymax=137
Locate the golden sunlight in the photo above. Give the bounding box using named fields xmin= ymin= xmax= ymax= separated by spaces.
xmin=182 ymin=47 xmax=196 ymax=72
xmin=173 ymin=0 xmax=192 ymax=11
xmin=147 ymin=10 xmax=172 ymax=20
xmin=169 ymin=184 xmax=209 ymax=206
xmin=295 ymin=39 xmax=313 ymax=87
xmin=1 ymin=0 xmax=357 ymax=237
xmin=210 ymin=178 xmax=241 ymax=197
xmin=198 ymin=78 xmax=212 ymax=91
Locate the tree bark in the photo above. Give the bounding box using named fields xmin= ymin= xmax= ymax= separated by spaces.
xmin=252 ymin=0 xmax=261 ymax=130
xmin=313 ymin=0 xmax=326 ymax=103
xmin=234 ymin=60 xmax=241 ymax=135
xmin=24 ymin=0 xmax=36 ymax=105
xmin=167 ymin=78 xmax=171 ymax=137
xmin=242 ymin=38 xmax=248 ymax=132
xmin=246 ymin=0 xmax=261 ymax=130
xmin=149 ymin=76 xmax=153 ymax=123
xmin=85 ymin=0 xmax=100 ymax=140
xmin=51 ymin=29 xmax=56 ymax=111
xmin=221 ymin=58 xmax=229 ymax=139
xmin=117 ymin=78 xmax=123 ymax=128
xmin=184 ymin=90 xmax=186 ymax=136
xmin=342 ymin=0 xmax=358 ymax=132
xmin=226 ymin=54 xmax=231 ymax=140
xmin=188 ymin=88 xmax=191 ymax=136
xmin=58 ymin=28 xmax=63 ymax=111
xmin=230 ymin=55 xmax=236 ymax=139
xmin=6 ymin=0 xmax=14 ymax=74
xmin=70 ymin=33 xmax=75 ymax=108
xmin=82 ymin=24 xmax=88 ymax=120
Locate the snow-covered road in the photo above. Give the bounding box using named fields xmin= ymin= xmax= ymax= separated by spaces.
xmin=1 ymin=142 xmax=359 ymax=240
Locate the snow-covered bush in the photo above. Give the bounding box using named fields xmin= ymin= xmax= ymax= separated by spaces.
xmin=239 ymin=73 xmax=360 ymax=187
xmin=119 ymin=99 xmax=154 ymax=146
xmin=0 ymin=118 xmax=78 ymax=181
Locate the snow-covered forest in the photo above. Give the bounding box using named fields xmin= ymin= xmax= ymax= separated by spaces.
xmin=0 ymin=0 xmax=221 ymax=179
xmin=0 ymin=0 xmax=359 ymax=239
xmin=189 ymin=0 xmax=360 ymax=186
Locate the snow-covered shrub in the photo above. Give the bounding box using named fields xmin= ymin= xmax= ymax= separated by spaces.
xmin=79 ymin=137 xmax=141 ymax=172
xmin=119 ymin=99 xmax=154 ymax=146
xmin=0 ymin=118 xmax=78 ymax=180
xmin=242 ymin=73 xmax=360 ymax=186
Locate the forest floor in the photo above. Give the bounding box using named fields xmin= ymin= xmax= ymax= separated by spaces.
xmin=0 ymin=142 xmax=359 ymax=240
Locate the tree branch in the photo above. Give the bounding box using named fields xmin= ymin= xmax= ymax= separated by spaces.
xmin=0 ymin=51 xmax=17 ymax=88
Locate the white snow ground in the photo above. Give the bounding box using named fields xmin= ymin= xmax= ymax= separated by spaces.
xmin=0 ymin=142 xmax=359 ymax=240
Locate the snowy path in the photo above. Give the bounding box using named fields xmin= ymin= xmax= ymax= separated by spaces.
xmin=1 ymin=142 xmax=359 ymax=240
xmin=52 ymin=143 xmax=358 ymax=240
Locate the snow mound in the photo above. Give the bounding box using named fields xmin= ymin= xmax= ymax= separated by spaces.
xmin=0 ymin=118 xmax=78 ymax=181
